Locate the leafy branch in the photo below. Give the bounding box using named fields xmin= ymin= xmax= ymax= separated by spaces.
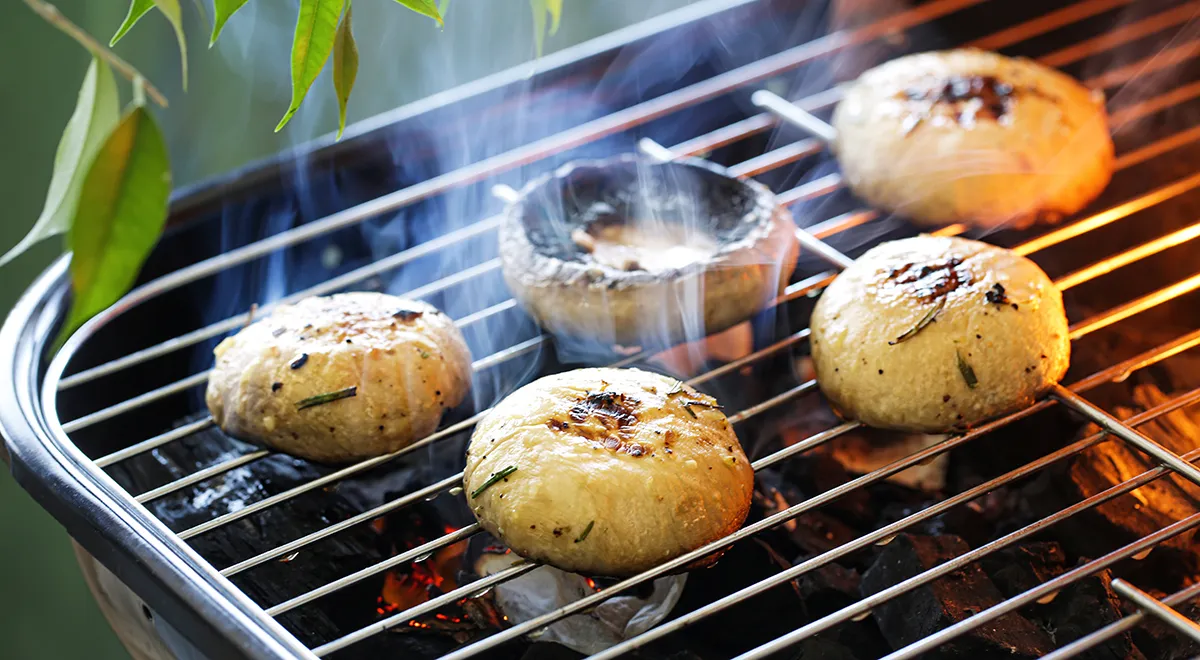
xmin=20 ymin=0 xmax=168 ymax=107
xmin=9 ymin=0 xmax=564 ymax=350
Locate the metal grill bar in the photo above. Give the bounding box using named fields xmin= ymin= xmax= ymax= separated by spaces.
xmin=220 ymin=328 xmax=813 ymax=577
xmin=94 ymin=417 xmax=214 ymax=468
xmin=1112 ymin=579 xmax=1200 ymax=643
xmin=1068 ymin=271 xmax=1200 ymax=339
xmin=343 ymin=329 xmax=1200 ymax=659
xmin=264 ymin=523 xmax=483 ymax=616
xmin=53 ymin=0 xmax=1164 ymax=397
xmin=54 ymin=0 xmax=982 ymax=375
xmin=588 ymin=385 xmax=1200 ymax=660
xmin=164 ymin=112 xmax=1200 ymax=543
xmin=1054 ymin=218 xmax=1200 ymax=290
xmin=746 ymin=491 xmax=1200 ymax=660
xmin=73 ymin=92 xmax=1200 ymax=452
xmin=1043 ymin=583 xmax=1200 ymax=659
xmin=1053 ymin=384 xmax=1200 ymax=486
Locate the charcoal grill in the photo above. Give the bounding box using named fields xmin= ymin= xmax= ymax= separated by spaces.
xmin=6 ymin=0 xmax=1200 ymax=657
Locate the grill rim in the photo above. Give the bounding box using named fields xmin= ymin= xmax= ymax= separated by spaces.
xmin=0 ymin=2 xmax=771 ymax=658
xmin=11 ymin=0 xmax=1200 ymax=657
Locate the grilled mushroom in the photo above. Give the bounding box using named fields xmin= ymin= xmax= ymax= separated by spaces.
xmin=205 ymin=292 xmax=471 ymax=464
xmin=499 ymin=156 xmax=799 ymax=347
xmin=463 ymin=367 xmax=753 ymax=577
xmin=832 ymin=48 xmax=1113 ymax=228
xmin=809 ymin=236 xmax=1069 ymax=432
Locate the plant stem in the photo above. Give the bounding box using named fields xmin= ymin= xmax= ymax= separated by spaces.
xmin=23 ymin=0 xmax=169 ymax=108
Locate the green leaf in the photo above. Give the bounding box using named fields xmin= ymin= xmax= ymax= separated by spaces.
xmin=59 ymin=105 xmax=172 ymax=348
xmin=332 ymin=1 xmax=358 ymax=140
xmin=276 ymin=0 xmax=346 ymax=132
xmin=391 ymin=0 xmax=442 ymax=25
xmin=111 ymin=0 xmax=155 ymax=46
xmin=210 ymin=0 xmax=250 ymax=46
xmin=151 ymin=0 xmax=189 ymax=90
xmin=529 ymin=0 xmax=562 ymax=56
xmin=1 ymin=59 xmax=120 ymax=269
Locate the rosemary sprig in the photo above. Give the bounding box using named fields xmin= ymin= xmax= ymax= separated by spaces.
xmin=684 ymin=400 xmax=723 ymax=410
xmin=889 ymin=296 xmax=946 ymax=345
xmin=574 ymin=520 xmax=595 ymax=543
xmin=956 ymin=351 xmax=978 ymax=389
xmin=295 ymin=386 xmax=357 ymax=410
xmin=471 ymin=465 xmax=518 ymax=499
xmin=683 ymin=405 xmax=697 ymax=419
xmin=666 ymin=380 xmax=684 ymax=396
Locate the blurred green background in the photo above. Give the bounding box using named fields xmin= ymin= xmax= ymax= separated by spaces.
xmin=0 ymin=1 xmax=694 ymax=657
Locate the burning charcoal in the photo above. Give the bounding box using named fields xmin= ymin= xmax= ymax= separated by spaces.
xmin=780 ymin=454 xmax=875 ymax=529
xmin=1039 ymin=383 xmax=1200 ymax=590
xmin=1036 ymin=568 xmax=1140 ymax=660
xmin=979 ymin=543 xmax=1065 ymax=598
xmin=860 ymin=534 xmax=1053 ymax=659
xmin=1127 ymin=597 xmax=1200 ymax=660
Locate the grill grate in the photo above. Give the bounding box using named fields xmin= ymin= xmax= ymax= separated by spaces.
xmin=24 ymin=0 xmax=1200 ymax=657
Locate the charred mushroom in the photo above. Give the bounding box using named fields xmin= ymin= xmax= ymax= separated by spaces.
xmin=832 ymin=48 xmax=1113 ymax=229
xmin=809 ymin=236 xmax=1069 ymax=432
xmin=499 ymin=155 xmax=799 ymax=347
xmin=463 ymin=367 xmax=753 ymax=577
xmin=205 ymin=293 xmax=472 ymax=464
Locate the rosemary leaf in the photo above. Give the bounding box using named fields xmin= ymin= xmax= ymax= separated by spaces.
xmin=683 ymin=405 xmax=698 ymax=419
xmin=296 ymin=386 xmax=357 ymax=410
xmin=574 ymin=520 xmax=595 ymax=543
xmin=889 ymin=296 xmax=946 ymax=345
xmin=666 ymin=380 xmax=684 ymax=396
xmin=956 ymin=351 xmax=978 ymax=389
xmin=471 ymin=465 xmax=518 ymax=498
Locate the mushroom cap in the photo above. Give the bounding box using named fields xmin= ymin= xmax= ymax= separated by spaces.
xmin=205 ymin=293 xmax=472 ymax=463
xmin=810 ymin=236 xmax=1069 ymax=432
xmin=832 ymin=48 xmax=1113 ymax=228
xmin=463 ymin=367 xmax=753 ymax=577
xmin=499 ymin=155 xmax=799 ymax=347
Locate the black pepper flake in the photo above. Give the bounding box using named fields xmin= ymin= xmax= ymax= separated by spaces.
xmin=985 ymin=283 xmax=1008 ymax=305
xmin=290 ymin=353 xmax=309 ymax=369
xmin=878 ymin=369 xmax=884 ymax=375
xmin=943 ymin=394 xmax=951 ymax=402
xmin=1011 ymin=303 xmax=1020 ymax=311
xmin=345 ymin=339 xmax=353 ymax=344
xmin=271 ymin=382 xmax=283 ymax=392
xmin=976 ymin=334 xmax=982 ymax=339
xmin=393 ymin=309 xmax=424 ymax=322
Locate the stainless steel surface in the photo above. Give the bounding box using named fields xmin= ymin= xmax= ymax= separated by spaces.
xmin=1112 ymin=579 xmax=1200 ymax=644
xmin=13 ymin=0 xmax=1200 ymax=658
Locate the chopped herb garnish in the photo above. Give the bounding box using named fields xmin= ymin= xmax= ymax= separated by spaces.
xmin=666 ymin=380 xmax=684 ymax=396
xmin=290 ymin=353 xmax=309 ymax=369
xmin=956 ymin=351 xmax=978 ymax=389
xmin=393 ymin=309 xmax=424 ymax=322
xmin=271 ymin=382 xmax=283 ymax=392
xmin=683 ymin=405 xmax=698 ymax=419
xmin=471 ymin=465 xmax=518 ymax=498
xmin=574 ymin=520 xmax=595 ymax=543
xmin=418 ymin=349 xmax=431 ymax=359
xmin=889 ymin=296 xmax=946 ymax=345
xmin=296 ymin=386 xmax=357 ymax=410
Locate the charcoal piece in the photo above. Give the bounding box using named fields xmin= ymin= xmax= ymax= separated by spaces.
xmin=782 ymin=453 xmax=874 ymax=529
xmin=980 ymin=543 xmax=1065 ymax=598
xmin=666 ymin=537 xmax=806 ymax=658
xmin=860 ymin=534 xmax=1053 ymax=659
xmin=1129 ymin=598 xmax=1200 ymax=660
xmin=1040 ymin=383 xmax=1200 ymax=590
xmin=795 ymin=560 xmax=860 ymax=618
xmin=519 ymin=642 xmax=585 ymax=660
xmin=1036 ymin=569 xmax=1139 ymax=660
xmin=790 ymin=511 xmax=858 ymax=556
xmin=790 ymin=637 xmax=861 ymax=659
